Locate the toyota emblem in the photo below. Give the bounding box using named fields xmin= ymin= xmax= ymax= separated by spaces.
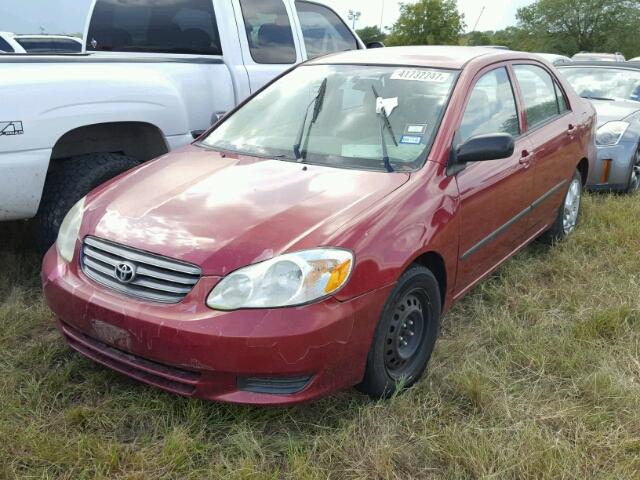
xmin=114 ymin=262 xmax=136 ymax=284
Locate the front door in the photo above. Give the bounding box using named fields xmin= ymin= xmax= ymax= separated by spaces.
xmin=453 ymin=65 xmax=534 ymax=298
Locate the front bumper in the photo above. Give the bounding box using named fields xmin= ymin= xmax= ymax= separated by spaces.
xmin=42 ymin=247 xmax=391 ymax=405
xmin=587 ymin=142 xmax=636 ymax=191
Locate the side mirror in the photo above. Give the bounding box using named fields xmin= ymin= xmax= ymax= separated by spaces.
xmin=366 ymin=41 xmax=385 ymax=49
xmin=452 ymin=133 xmax=515 ymax=165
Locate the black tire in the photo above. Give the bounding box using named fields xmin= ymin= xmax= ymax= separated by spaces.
xmin=624 ymin=147 xmax=640 ymax=194
xmin=540 ymin=169 xmax=583 ymax=244
xmin=32 ymin=152 xmax=139 ymax=253
xmin=356 ymin=265 xmax=441 ymax=399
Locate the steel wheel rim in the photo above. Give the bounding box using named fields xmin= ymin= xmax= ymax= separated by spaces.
xmin=384 ymin=289 xmax=430 ymax=380
xmin=563 ymin=178 xmax=581 ymax=235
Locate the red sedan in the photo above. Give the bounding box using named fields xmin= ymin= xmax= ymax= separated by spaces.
xmin=42 ymin=47 xmax=596 ymax=405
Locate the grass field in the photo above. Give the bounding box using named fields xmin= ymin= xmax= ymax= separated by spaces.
xmin=1 ymin=193 xmax=639 ymax=479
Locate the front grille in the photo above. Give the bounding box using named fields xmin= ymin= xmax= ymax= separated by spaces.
xmin=60 ymin=321 xmax=200 ymax=396
xmin=81 ymin=236 xmax=201 ymax=303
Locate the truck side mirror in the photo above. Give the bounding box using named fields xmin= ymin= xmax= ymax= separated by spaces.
xmin=366 ymin=42 xmax=385 ymax=49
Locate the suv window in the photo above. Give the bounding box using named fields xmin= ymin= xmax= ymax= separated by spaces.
xmin=87 ymin=0 xmax=222 ymax=55
xmin=240 ymin=0 xmax=296 ymax=64
xmin=0 ymin=36 xmax=14 ymax=53
xmin=296 ymin=1 xmax=358 ymax=59
xmin=514 ymin=64 xmax=563 ymax=128
xmin=458 ymin=67 xmax=520 ymax=144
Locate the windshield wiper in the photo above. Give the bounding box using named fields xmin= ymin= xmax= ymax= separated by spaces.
xmin=372 ymin=85 xmax=398 ymax=173
xmin=293 ymin=78 xmax=328 ymax=161
xmin=581 ymin=94 xmax=615 ymax=101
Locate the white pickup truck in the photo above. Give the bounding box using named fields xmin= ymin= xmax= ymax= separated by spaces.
xmin=0 ymin=0 xmax=368 ymax=249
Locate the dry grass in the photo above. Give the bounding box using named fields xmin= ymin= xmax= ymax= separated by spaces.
xmin=1 ymin=193 xmax=639 ymax=479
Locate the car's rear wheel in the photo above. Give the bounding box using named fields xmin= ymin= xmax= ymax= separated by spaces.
xmin=356 ymin=265 xmax=441 ymax=399
xmin=540 ymin=169 xmax=583 ymax=243
xmin=625 ymin=147 xmax=640 ymax=193
xmin=32 ymin=152 xmax=139 ymax=253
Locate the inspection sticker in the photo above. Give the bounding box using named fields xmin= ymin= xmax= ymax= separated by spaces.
xmin=391 ymin=69 xmax=451 ymax=83
xmin=406 ymin=124 xmax=427 ymax=134
xmin=400 ymin=135 xmax=423 ymax=145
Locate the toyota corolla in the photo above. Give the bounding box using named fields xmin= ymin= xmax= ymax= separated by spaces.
xmin=42 ymin=47 xmax=596 ymax=405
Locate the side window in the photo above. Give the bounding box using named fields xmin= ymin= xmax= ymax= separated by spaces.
xmin=513 ymin=64 xmax=561 ymax=128
xmin=554 ymin=81 xmax=568 ymax=113
xmin=15 ymin=39 xmax=54 ymax=53
xmin=239 ymin=0 xmax=296 ymax=64
xmin=87 ymin=0 xmax=222 ymax=55
xmin=296 ymin=1 xmax=358 ymax=59
xmin=458 ymin=67 xmax=520 ymax=144
xmin=0 ymin=37 xmax=14 ymax=53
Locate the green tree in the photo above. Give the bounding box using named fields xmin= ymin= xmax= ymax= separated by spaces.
xmin=356 ymin=26 xmax=387 ymax=45
xmin=516 ymin=0 xmax=640 ymax=56
xmin=464 ymin=31 xmax=493 ymax=46
xmin=386 ymin=0 xmax=465 ymax=46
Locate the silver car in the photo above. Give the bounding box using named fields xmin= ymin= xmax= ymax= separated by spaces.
xmin=558 ymin=62 xmax=640 ymax=192
xmin=535 ymin=53 xmax=572 ymax=66
xmin=572 ymin=52 xmax=626 ymax=62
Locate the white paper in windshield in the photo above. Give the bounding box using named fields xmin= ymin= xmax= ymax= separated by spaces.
xmin=391 ymin=69 xmax=451 ymax=83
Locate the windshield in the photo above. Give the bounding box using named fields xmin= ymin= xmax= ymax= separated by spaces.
xmin=560 ymin=67 xmax=640 ymax=102
xmin=201 ymin=65 xmax=458 ymax=171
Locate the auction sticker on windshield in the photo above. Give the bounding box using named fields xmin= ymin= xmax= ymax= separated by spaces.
xmin=391 ymin=69 xmax=451 ymax=83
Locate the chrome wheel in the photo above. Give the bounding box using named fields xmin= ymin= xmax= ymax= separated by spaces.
xmin=629 ymin=149 xmax=640 ymax=192
xmin=563 ymin=178 xmax=581 ymax=235
xmin=384 ymin=289 xmax=430 ymax=380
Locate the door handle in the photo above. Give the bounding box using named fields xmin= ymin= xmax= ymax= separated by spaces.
xmin=519 ymin=149 xmax=531 ymax=166
xmin=567 ymin=124 xmax=576 ymax=135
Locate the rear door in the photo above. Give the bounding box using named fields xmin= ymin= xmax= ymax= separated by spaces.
xmin=453 ymin=65 xmax=535 ymax=298
xmin=234 ymin=0 xmax=303 ymax=93
xmin=512 ymin=63 xmax=579 ymax=234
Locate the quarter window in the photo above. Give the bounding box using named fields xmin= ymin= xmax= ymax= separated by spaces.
xmin=87 ymin=0 xmax=222 ymax=55
xmin=296 ymin=1 xmax=358 ymax=59
xmin=240 ymin=0 xmax=296 ymax=64
xmin=514 ymin=65 xmax=562 ymax=128
xmin=458 ymin=67 xmax=520 ymax=144
xmin=554 ymin=81 xmax=568 ymax=113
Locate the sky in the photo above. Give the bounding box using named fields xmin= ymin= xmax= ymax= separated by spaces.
xmin=0 ymin=0 xmax=534 ymax=36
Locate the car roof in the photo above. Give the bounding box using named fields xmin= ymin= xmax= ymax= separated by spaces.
xmin=558 ymin=61 xmax=640 ymax=70
xmin=307 ymin=46 xmax=542 ymax=70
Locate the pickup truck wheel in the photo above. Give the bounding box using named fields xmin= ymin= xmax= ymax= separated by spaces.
xmin=356 ymin=266 xmax=441 ymax=399
xmin=33 ymin=153 xmax=139 ymax=253
xmin=540 ymin=169 xmax=583 ymax=244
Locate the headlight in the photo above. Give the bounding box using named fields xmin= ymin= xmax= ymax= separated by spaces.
xmin=596 ymin=121 xmax=629 ymax=146
xmin=56 ymin=196 xmax=86 ymax=263
xmin=207 ymin=249 xmax=354 ymax=310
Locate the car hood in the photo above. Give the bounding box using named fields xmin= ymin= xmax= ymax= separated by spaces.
xmin=592 ymin=99 xmax=640 ymax=127
xmin=84 ymin=146 xmax=410 ymax=275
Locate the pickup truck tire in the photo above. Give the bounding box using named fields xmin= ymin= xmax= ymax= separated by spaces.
xmin=540 ymin=169 xmax=583 ymax=244
xmin=33 ymin=152 xmax=139 ymax=253
xmin=356 ymin=265 xmax=441 ymax=399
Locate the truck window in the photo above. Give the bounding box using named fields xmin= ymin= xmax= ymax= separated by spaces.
xmin=87 ymin=0 xmax=222 ymax=56
xmin=52 ymin=39 xmax=82 ymax=53
xmin=296 ymin=1 xmax=358 ymax=59
xmin=14 ymin=39 xmax=55 ymax=53
xmin=239 ymin=0 xmax=296 ymax=65
xmin=0 ymin=36 xmax=14 ymax=53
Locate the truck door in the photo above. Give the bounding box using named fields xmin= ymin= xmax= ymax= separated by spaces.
xmin=233 ymin=0 xmax=303 ymax=93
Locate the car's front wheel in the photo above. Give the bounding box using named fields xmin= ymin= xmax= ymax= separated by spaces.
xmin=625 ymin=146 xmax=640 ymax=193
xmin=356 ymin=265 xmax=441 ymax=399
xmin=541 ymin=169 xmax=583 ymax=243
